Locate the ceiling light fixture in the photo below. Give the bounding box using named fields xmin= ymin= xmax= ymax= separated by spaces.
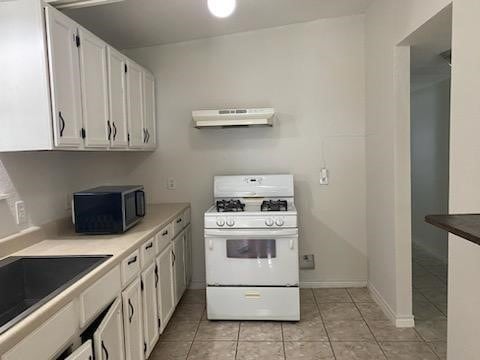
xmin=207 ymin=0 xmax=237 ymax=18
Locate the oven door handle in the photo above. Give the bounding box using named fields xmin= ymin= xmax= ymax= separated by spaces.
xmin=204 ymin=228 xmax=298 ymax=238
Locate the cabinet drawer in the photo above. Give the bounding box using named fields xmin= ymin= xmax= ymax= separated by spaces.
xmin=79 ymin=265 xmax=121 ymax=327
xmin=183 ymin=208 xmax=191 ymax=225
xmin=156 ymin=222 xmax=173 ymax=253
xmin=3 ymin=302 xmax=78 ymax=360
xmin=173 ymin=214 xmax=185 ymax=237
xmin=121 ymin=249 xmax=140 ymax=286
xmin=140 ymin=237 xmax=156 ymax=268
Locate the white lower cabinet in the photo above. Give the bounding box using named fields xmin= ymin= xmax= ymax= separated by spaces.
xmin=122 ymin=278 xmax=145 ymax=360
xmin=173 ymin=232 xmax=186 ymax=305
xmin=141 ymin=263 xmax=160 ymax=357
xmin=93 ymin=298 xmax=125 ymax=360
xmin=185 ymin=225 xmax=192 ymax=287
xmin=65 ymin=340 xmax=93 ymax=360
xmin=156 ymin=243 xmax=175 ymax=332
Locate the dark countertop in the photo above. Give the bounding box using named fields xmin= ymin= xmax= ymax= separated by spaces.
xmin=425 ymin=214 xmax=480 ymax=246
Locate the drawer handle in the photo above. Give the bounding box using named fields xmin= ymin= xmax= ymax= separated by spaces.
xmin=128 ymin=298 xmax=134 ymax=323
xmin=245 ymin=292 xmax=261 ymax=298
xmin=162 ymin=230 xmax=169 ymax=236
xmin=101 ymin=341 xmax=109 ymax=360
xmin=176 ymin=218 xmax=182 ymax=224
xmin=146 ymin=242 xmax=153 ymax=250
xmin=127 ymin=256 xmax=137 ymax=265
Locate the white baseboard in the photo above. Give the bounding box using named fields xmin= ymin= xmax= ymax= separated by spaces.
xmin=300 ymin=280 xmax=367 ymax=288
xmin=368 ymin=281 xmax=415 ymax=328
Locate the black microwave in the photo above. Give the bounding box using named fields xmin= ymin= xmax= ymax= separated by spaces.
xmin=73 ymin=186 xmax=145 ymax=234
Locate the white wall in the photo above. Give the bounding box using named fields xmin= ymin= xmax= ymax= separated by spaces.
xmin=447 ymin=0 xmax=480 ymax=358
xmin=125 ymin=15 xmax=367 ymax=288
xmin=365 ymin=0 xmax=451 ymax=323
xmin=0 ymin=151 xmax=140 ymax=239
xmin=411 ymin=79 xmax=450 ymax=262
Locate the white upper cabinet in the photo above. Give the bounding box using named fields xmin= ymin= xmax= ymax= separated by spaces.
xmin=126 ymin=60 xmax=145 ymax=148
xmin=107 ymin=47 xmax=129 ymax=148
xmin=78 ymin=28 xmax=110 ymax=148
xmin=45 ymin=6 xmax=83 ymax=148
xmin=143 ymin=71 xmax=156 ymax=149
xmin=0 ymin=2 xmax=156 ymax=152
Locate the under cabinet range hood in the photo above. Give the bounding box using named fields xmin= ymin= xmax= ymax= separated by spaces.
xmin=192 ymin=108 xmax=275 ymax=128
xmin=45 ymin=0 xmax=125 ymax=9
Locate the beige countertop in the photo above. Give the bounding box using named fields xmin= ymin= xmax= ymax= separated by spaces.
xmin=0 ymin=203 xmax=190 ymax=354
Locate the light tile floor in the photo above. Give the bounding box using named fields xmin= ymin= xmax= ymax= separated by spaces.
xmin=150 ymin=287 xmax=447 ymax=360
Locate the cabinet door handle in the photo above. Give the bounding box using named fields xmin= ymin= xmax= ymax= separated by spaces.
xmin=128 ymin=298 xmax=134 ymax=323
xmin=127 ymin=256 xmax=137 ymax=265
xmin=154 ymin=265 xmax=159 ymax=287
xmin=143 ymin=128 xmax=147 ymax=143
xmin=58 ymin=112 xmax=66 ymax=137
xmin=112 ymin=121 xmax=117 ymax=140
xmin=101 ymin=341 xmax=109 ymax=360
xmin=172 ymin=250 xmax=176 ymax=266
xmin=107 ymin=120 xmax=112 ymax=141
xmin=146 ymin=129 xmax=150 ymax=143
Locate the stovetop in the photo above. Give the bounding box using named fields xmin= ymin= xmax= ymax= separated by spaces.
xmin=205 ymin=198 xmax=297 ymax=229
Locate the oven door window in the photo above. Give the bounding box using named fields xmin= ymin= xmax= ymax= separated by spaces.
xmin=124 ymin=192 xmax=137 ymax=225
xmin=226 ymin=239 xmax=276 ymax=259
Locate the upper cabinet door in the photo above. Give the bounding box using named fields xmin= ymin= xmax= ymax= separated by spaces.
xmin=143 ymin=71 xmax=156 ymax=149
xmin=45 ymin=7 xmax=82 ymax=148
xmin=126 ymin=61 xmax=145 ymax=148
xmin=78 ymin=28 xmax=110 ymax=148
xmin=107 ymin=47 xmax=129 ymax=148
xmin=93 ymin=298 xmax=125 ymax=360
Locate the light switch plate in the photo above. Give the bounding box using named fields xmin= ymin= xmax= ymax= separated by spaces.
xmin=167 ymin=178 xmax=177 ymax=190
xmin=15 ymin=200 xmax=27 ymax=225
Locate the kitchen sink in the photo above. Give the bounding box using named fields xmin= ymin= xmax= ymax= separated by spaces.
xmin=0 ymin=255 xmax=111 ymax=335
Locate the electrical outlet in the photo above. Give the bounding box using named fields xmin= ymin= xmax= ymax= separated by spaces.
xmin=15 ymin=201 xmax=27 ymax=226
xmin=320 ymin=167 xmax=329 ymax=185
xmin=167 ymin=178 xmax=177 ymax=190
xmin=300 ymin=254 xmax=315 ymax=269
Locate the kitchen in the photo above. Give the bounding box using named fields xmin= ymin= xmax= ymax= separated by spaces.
xmin=1 ymin=0 xmax=480 ymax=359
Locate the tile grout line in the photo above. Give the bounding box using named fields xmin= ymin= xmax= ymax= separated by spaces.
xmin=347 ymin=288 xmax=389 ymax=359
xmin=184 ymin=308 xmax=203 ymax=360
xmin=234 ymin=321 xmax=241 ymax=359
xmin=280 ymin=322 xmax=286 ymax=360
xmin=312 ymin=288 xmax=337 ymax=360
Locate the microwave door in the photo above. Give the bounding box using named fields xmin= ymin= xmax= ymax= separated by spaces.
xmin=135 ymin=190 xmax=145 ymax=217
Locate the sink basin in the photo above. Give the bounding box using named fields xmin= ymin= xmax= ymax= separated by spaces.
xmin=0 ymin=255 xmax=111 ymax=335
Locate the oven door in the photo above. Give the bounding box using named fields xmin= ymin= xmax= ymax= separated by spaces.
xmin=205 ymin=228 xmax=299 ymax=286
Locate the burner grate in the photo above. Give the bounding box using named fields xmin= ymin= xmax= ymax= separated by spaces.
xmin=261 ymin=200 xmax=288 ymax=212
xmin=216 ymin=199 xmax=245 ymax=212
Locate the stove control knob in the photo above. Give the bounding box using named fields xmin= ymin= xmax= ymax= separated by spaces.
xmin=275 ymin=218 xmax=285 ymax=227
xmin=216 ymin=218 xmax=225 ymax=227
xmin=226 ymin=218 xmax=235 ymax=227
xmin=265 ymin=218 xmax=274 ymax=227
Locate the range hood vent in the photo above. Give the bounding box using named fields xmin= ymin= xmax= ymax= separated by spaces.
xmin=192 ymin=108 xmax=275 ymax=128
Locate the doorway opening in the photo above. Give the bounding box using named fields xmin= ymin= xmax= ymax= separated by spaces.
xmin=409 ymin=5 xmax=451 ymax=329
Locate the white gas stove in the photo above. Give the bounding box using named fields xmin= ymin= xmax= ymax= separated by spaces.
xmin=204 ymin=175 xmax=300 ymax=321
